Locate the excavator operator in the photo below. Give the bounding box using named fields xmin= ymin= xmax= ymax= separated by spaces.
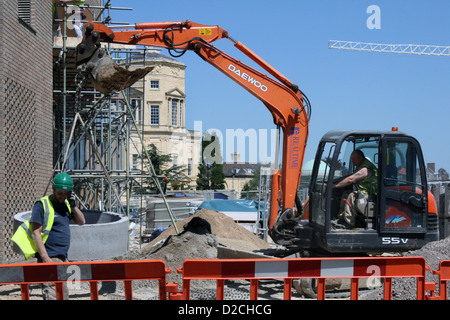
xmin=332 ymin=150 xmax=378 ymax=228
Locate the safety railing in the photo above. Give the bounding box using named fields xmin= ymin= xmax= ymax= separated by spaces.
xmin=174 ymin=256 xmax=429 ymax=300
xmin=0 ymin=260 xmax=176 ymax=300
xmin=2 ymin=257 xmax=448 ymax=300
xmin=430 ymin=260 xmax=450 ymax=300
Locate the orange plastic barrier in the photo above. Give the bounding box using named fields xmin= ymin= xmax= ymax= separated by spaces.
xmin=0 ymin=260 xmax=175 ymax=300
xmin=432 ymin=260 xmax=450 ymax=300
xmin=175 ymin=256 xmax=428 ymax=300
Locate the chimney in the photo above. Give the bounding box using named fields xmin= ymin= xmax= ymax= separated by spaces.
xmin=231 ymin=152 xmax=240 ymax=163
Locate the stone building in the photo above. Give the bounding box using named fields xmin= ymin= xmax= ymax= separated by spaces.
xmin=223 ymin=163 xmax=260 ymax=193
xmin=127 ymin=49 xmax=201 ymax=189
xmin=222 ymin=153 xmax=260 ymax=193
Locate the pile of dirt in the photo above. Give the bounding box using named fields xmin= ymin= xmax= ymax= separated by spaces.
xmin=145 ymin=208 xmax=271 ymax=252
xmin=115 ymin=209 xmax=271 ymax=295
xmin=361 ymin=236 xmax=450 ymax=300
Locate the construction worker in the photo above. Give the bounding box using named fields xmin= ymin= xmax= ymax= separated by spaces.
xmin=53 ymin=0 xmax=86 ymax=38
xmin=12 ymin=172 xmax=85 ymax=299
xmin=12 ymin=172 xmax=86 ymax=261
xmin=333 ymin=150 xmax=378 ymax=228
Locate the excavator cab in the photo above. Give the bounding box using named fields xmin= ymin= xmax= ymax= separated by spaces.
xmin=297 ymin=129 xmax=439 ymax=255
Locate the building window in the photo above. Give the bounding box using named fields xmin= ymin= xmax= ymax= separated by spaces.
xmin=150 ymin=80 xmax=159 ymax=90
xmin=113 ymin=101 xmax=125 ymax=112
xmin=172 ymin=155 xmax=178 ymax=167
xmin=18 ymin=0 xmax=34 ymax=31
xmin=150 ymin=105 xmax=159 ymax=125
xmin=172 ymin=99 xmax=178 ymax=126
xmin=180 ymin=100 xmax=183 ymax=127
xmin=188 ymin=158 xmax=192 ymax=176
xmin=132 ymin=154 xmax=138 ymax=170
xmin=18 ymin=0 xmax=31 ymax=24
xmin=131 ymin=98 xmax=143 ymax=124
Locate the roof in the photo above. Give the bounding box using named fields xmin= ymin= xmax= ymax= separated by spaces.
xmin=197 ymin=200 xmax=259 ymax=213
xmin=320 ymin=129 xmax=409 ymax=143
xmin=222 ymin=163 xmax=261 ymax=177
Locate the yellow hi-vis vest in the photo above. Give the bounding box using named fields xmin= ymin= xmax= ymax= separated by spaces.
xmin=11 ymin=196 xmax=71 ymax=260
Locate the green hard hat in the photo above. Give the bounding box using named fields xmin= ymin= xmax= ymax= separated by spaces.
xmin=53 ymin=172 xmax=74 ymax=191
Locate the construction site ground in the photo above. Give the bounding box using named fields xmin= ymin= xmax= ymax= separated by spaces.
xmin=0 ymin=209 xmax=449 ymax=300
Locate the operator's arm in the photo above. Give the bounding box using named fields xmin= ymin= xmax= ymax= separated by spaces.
xmin=31 ymin=222 xmax=52 ymax=263
xmin=333 ymin=167 xmax=370 ymax=189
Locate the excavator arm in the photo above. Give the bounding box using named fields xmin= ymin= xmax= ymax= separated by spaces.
xmin=76 ymin=21 xmax=310 ymax=243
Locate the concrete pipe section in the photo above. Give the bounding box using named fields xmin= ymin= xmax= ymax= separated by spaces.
xmin=13 ymin=210 xmax=129 ymax=261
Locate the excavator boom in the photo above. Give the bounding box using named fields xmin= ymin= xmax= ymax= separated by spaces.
xmin=76 ymin=21 xmax=310 ymax=243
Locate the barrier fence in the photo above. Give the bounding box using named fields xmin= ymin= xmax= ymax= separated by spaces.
xmin=0 ymin=260 xmax=175 ymax=300
xmin=175 ymin=256 xmax=430 ymax=300
xmin=432 ymin=260 xmax=450 ymax=300
xmin=0 ymin=257 xmax=449 ymax=300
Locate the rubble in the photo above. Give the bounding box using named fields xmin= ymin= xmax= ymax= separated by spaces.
xmin=143 ymin=208 xmax=271 ymax=252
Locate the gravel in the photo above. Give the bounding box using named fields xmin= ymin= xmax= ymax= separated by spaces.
xmin=360 ymin=236 xmax=450 ymax=300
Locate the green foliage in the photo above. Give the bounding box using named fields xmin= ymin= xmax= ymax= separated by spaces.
xmin=196 ymin=131 xmax=226 ymax=190
xmin=240 ymin=168 xmax=261 ymax=199
xmin=134 ymin=144 xmax=189 ymax=194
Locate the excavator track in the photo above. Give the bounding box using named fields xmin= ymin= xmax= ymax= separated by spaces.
xmin=294 ymin=278 xmax=347 ymax=299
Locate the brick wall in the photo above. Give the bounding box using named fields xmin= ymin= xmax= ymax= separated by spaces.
xmin=0 ymin=0 xmax=53 ymax=263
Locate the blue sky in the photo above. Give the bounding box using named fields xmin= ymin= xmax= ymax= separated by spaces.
xmin=109 ymin=0 xmax=449 ymax=171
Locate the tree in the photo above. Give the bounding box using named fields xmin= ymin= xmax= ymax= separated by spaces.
xmin=135 ymin=144 xmax=188 ymax=193
xmin=438 ymin=168 xmax=449 ymax=181
xmin=210 ymin=163 xmax=226 ymax=189
xmin=196 ymin=162 xmax=211 ymax=190
xmin=241 ymin=168 xmax=261 ymax=199
xmin=196 ymin=131 xmax=226 ymax=190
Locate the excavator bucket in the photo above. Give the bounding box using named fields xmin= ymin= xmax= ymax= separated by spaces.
xmin=81 ymin=48 xmax=153 ymax=95
xmin=76 ymin=31 xmax=153 ymax=95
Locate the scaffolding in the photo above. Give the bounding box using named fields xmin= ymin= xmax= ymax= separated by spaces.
xmin=52 ymin=1 xmax=178 ymax=230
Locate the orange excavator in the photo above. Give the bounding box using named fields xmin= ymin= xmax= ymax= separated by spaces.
xmin=76 ymin=21 xmax=439 ymax=258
